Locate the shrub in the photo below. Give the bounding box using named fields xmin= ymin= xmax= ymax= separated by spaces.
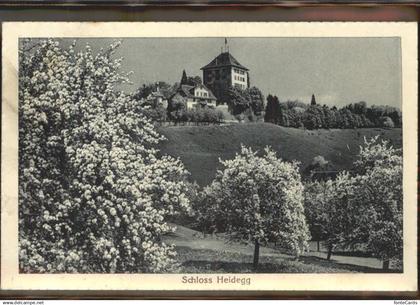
xmin=380 ymin=116 xmax=395 ymax=128
xmin=186 ymin=107 xmax=224 ymax=124
xmin=142 ymin=104 xmax=167 ymax=123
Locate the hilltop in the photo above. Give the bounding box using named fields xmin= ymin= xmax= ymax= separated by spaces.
xmin=157 ymin=123 xmax=402 ymax=186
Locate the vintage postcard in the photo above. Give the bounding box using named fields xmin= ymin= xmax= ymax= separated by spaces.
xmin=1 ymin=22 xmax=417 ymax=292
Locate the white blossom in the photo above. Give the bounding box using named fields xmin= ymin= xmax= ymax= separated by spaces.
xmin=19 ymin=39 xmax=190 ymax=273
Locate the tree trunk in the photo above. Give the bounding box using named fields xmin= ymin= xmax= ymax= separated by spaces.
xmin=253 ymin=241 xmax=260 ymax=270
xmin=383 ymin=259 xmax=390 ymax=271
xmin=326 ymin=245 xmax=333 ymax=260
xmin=317 ymin=240 xmax=320 ymax=252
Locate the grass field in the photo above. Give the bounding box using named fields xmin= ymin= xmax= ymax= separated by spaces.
xmin=164 ymin=224 xmax=399 ymax=273
xmin=158 ymin=123 xmax=402 ymax=186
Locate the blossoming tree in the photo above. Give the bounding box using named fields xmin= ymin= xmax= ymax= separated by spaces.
xmin=353 ymin=137 xmax=403 ymax=269
xmin=304 ymin=173 xmax=362 ymax=260
xmin=19 ymin=39 xmax=191 ymax=273
xmin=303 ymin=180 xmax=333 ymax=253
xmin=304 ymin=137 xmax=402 ymax=269
xmin=203 ymin=146 xmax=310 ymax=269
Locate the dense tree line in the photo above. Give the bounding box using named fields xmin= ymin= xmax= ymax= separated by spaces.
xmin=265 ymin=95 xmax=401 ymax=129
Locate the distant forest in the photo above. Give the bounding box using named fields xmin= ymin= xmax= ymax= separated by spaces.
xmin=264 ymin=94 xmax=402 ymax=129
xmin=133 ymin=81 xmax=402 ymax=129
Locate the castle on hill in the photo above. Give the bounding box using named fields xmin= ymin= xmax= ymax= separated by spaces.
xmin=201 ymin=40 xmax=250 ymax=104
xmin=171 ymin=39 xmax=250 ymax=109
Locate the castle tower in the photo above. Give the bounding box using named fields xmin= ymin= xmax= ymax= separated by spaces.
xmin=200 ymin=39 xmax=249 ymax=104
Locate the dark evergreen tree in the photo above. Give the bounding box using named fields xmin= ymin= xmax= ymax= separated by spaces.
xmin=180 ymin=70 xmax=188 ymax=85
xmin=264 ymin=95 xmax=276 ymax=123
xmin=311 ymin=94 xmax=317 ymax=105
xmin=272 ymin=96 xmax=281 ymax=125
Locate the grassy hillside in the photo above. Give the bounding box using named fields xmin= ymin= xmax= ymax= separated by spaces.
xmin=157 ymin=123 xmax=402 ymax=186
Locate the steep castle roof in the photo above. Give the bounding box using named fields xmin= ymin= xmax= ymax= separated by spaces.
xmin=201 ymin=52 xmax=249 ymax=71
xmin=170 ymin=84 xmax=217 ymax=101
xmin=179 ymin=84 xmax=217 ymax=100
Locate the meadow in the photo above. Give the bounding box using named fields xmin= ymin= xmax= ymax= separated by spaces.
xmin=164 ymin=224 xmax=400 ymax=273
xmin=158 ymin=123 xmax=402 ymax=186
xmin=158 ymin=123 xmax=403 ymax=273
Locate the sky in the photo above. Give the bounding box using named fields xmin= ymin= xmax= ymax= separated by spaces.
xmin=70 ymin=37 xmax=401 ymax=108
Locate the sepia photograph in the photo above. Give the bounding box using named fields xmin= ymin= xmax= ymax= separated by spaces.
xmin=1 ymin=22 xmax=417 ymax=291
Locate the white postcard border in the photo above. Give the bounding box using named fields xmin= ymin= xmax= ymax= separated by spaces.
xmin=1 ymin=22 xmax=417 ymax=291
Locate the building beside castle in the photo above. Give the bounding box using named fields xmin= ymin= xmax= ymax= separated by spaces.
xmin=177 ymin=82 xmax=217 ymax=109
xmin=201 ymin=40 xmax=250 ymax=104
xmin=171 ymin=70 xmax=217 ymax=110
xmin=142 ymin=85 xmax=168 ymax=109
